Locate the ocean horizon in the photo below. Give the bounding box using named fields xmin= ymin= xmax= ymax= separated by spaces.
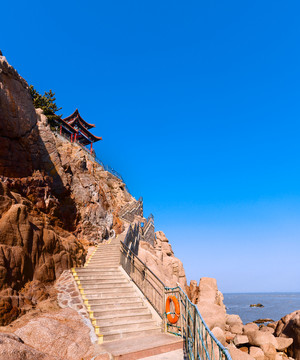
xmin=223 ymin=292 xmax=300 ymax=325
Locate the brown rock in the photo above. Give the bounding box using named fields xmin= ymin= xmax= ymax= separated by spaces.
xmin=233 ymin=334 xmax=249 ymax=346
xmin=197 ymin=301 xmax=226 ymax=331
xmin=247 ymin=330 xmax=278 ymax=348
xmin=228 ymin=344 xmax=256 ymax=360
xmin=0 ymin=332 xmax=57 ymax=359
xmin=260 ymin=343 xmax=277 ymax=360
xmin=138 ymin=233 xmax=187 ymax=288
xmin=275 ymin=310 xmax=300 ymax=360
xmin=276 ymin=337 xmax=293 ymax=352
xmin=14 ymin=308 xmax=95 ymax=360
xmin=244 ymin=323 xmax=260 ymax=335
xmin=231 ymin=323 xmax=244 ymax=335
xmin=211 ymin=326 xmax=226 ymax=346
xmin=227 ymin=314 xmax=243 ymax=326
xmin=249 ymin=346 xmax=265 ymax=360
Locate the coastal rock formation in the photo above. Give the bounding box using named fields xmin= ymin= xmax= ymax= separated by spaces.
xmin=275 ymin=310 xmax=300 ymax=360
xmin=138 ymin=230 xmax=187 ymax=288
xmin=186 ymin=277 xmax=226 ymax=331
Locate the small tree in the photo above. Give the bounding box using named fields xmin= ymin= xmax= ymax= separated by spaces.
xmin=29 ymin=85 xmax=62 ymax=125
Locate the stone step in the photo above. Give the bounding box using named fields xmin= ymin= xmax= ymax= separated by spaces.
xmin=86 ymin=297 xmax=143 ymax=306
xmin=82 ymin=285 xmax=134 ymax=293
xmin=85 ymin=292 xmax=137 ymax=300
xmin=88 ymin=260 xmax=120 ymax=264
xmin=75 ymin=267 xmax=119 ymax=272
xmin=78 ymin=276 xmax=130 ymax=285
xmin=96 ymin=313 xmax=153 ymax=326
xmin=79 ymin=282 xmax=130 ymax=289
xmin=78 ymin=274 xmax=125 ymax=280
xmin=91 ymin=304 xmax=148 ymax=318
xmin=92 ymin=310 xmax=150 ymax=321
xmin=102 ymin=326 xmax=161 ymax=342
xmin=98 ymin=318 xmax=157 ymax=332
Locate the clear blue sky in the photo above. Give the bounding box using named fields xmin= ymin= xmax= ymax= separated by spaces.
xmin=2 ymin=0 xmax=300 ymax=292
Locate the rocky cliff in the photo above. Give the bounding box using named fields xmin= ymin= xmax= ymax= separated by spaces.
xmin=0 ymin=53 xmax=133 ymax=326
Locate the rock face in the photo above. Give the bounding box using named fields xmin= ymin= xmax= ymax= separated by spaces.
xmin=0 ymin=53 xmax=134 ymax=325
xmin=0 ymin=332 xmax=57 ymax=360
xmin=0 ymin=54 xmax=40 ymax=178
xmin=138 ymin=231 xmax=187 ymax=288
xmin=275 ymin=310 xmax=300 ymax=360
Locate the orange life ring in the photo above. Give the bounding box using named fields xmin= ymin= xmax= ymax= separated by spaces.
xmin=166 ymin=295 xmax=180 ymax=324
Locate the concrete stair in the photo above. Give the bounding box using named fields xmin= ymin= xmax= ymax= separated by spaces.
xmin=72 ymin=238 xmax=162 ymax=342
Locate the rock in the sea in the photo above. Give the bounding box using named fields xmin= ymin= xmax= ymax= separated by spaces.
xmin=250 ymin=304 xmax=264 ymax=308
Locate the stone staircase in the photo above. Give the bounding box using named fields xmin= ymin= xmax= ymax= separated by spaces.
xmin=72 ymin=238 xmax=162 ymax=342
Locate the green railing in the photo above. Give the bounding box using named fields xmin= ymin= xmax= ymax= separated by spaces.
xmin=165 ymin=286 xmax=232 ymax=360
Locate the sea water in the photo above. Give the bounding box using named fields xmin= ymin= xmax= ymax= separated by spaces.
xmin=223 ymin=293 xmax=300 ymax=324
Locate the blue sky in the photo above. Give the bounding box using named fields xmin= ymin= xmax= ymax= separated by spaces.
xmin=2 ymin=0 xmax=300 ymax=292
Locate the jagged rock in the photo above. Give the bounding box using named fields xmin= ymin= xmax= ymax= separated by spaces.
xmin=275 ymin=310 xmax=300 ymax=360
xmin=138 ymin=231 xmax=187 ymax=288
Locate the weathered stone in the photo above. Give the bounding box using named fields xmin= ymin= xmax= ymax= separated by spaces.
xmin=231 ymin=322 xmax=244 ymax=335
xmin=233 ymin=334 xmax=249 ymax=346
xmin=275 ymin=310 xmax=300 ymax=360
xmin=260 ymin=343 xmax=277 ymax=360
xmin=226 ymin=314 xmax=243 ymax=326
xmin=249 ymin=346 xmax=265 ymax=360
xmin=276 ymin=337 xmax=293 ymax=351
xmin=247 ymin=330 xmax=278 ymax=349
xmin=244 ymin=323 xmax=260 ymax=335
xmin=211 ymin=326 xmax=226 ymax=346
xmin=228 ymin=344 xmax=256 ymax=360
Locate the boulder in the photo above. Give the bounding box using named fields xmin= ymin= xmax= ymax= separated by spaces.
xmin=14 ymin=308 xmax=94 ymax=360
xmin=231 ymin=322 xmax=244 ymax=335
xmin=249 ymin=346 xmax=265 ymax=360
xmin=276 ymin=337 xmax=293 ymax=352
xmin=228 ymin=344 xmax=256 ymax=360
xmin=275 ymin=310 xmax=300 ymax=360
xmin=197 ymin=301 xmax=226 ymax=331
xmin=244 ymin=323 xmax=259 ymax=335
xmin=247 ymin=330 xmax=278 ymax=349
xmin=211 ymin=326 xmax=226 ymax=346
xmin=226 ymin=314 xmax=243 ymax=326
xmin=260 ymin=343 xmax=277 ymax=360
xmin=233 ymin=335 xmax=249 ymax=346
xmin=260 ymin=326 xmax=275 ymax=334
xmin=0 ymin=332 xmax=57 ymax=359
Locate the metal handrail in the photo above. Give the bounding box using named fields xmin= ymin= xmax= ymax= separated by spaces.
xmin=120 ymin=240 xmax=165 ymax=317
xmin=165 ymin=285 xmax=232 ymax=360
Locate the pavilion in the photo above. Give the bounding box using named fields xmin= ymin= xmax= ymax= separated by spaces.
xmin=56 ymin=109 xmax=102 ymax=153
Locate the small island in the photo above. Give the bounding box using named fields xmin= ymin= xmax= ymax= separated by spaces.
xmin=250 ymin=303 xmax=264 ymax=308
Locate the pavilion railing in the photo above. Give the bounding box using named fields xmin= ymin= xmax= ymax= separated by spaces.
xmin=53 ymin=128 xmax=129 ymax=193
xmin=165 ymin=286 xmax=232 ymax=360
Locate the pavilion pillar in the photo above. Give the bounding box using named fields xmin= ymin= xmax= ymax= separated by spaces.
xmin=90 ymin=142 xmax=93 ymax=153
xmin=60 ymin=125 xmax=62 ymax=135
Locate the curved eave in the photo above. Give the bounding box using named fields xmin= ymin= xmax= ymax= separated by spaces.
xmin=62 ymin=109 xmax=95 ymax=129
